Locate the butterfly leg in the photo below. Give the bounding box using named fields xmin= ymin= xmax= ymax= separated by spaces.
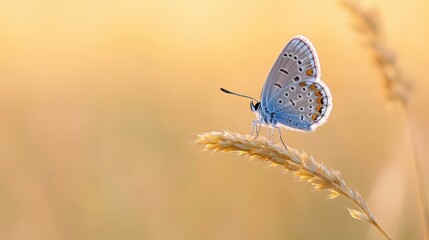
xmin=275 ymin=126 xmax=287 ymax=149
xmin=250 ymin=121 xmax=256 ymax=138
xmin=254 ymin=119 xmax=262 ymax=139
xmin=250 ymin=119 xmax=262 ymax=139
xmin=267 ymin=128 xmax=275 ymax=142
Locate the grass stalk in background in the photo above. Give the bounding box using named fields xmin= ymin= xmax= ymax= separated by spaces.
xmin=341 ymin=1 xmax=429 ymax=239
xmin=196 ymin=131 xmax=392 ymax=240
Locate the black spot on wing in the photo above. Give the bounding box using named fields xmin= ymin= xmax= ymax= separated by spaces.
xmin=280 ymin=69 xmax=289 ymax=74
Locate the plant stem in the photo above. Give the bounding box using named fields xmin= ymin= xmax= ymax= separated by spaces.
xmin=402 ymin=107 xmax=429 ymax=240
xmin=373 ymin=222 xmax=393 ymax=240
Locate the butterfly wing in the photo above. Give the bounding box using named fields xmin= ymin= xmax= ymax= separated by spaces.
xmin=272 ymin=80 xmax=332 ymax=131
xmin=261 ymin=35 xmax=321 ymax=113
xmin=260 ymin=36 xmax=332 ymax=131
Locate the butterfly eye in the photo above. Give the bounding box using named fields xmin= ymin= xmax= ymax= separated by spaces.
xmin=250 ymin=102 xmax=261 ymax=111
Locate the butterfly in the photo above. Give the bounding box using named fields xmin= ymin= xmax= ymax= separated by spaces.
xmin=221 ymin=35 xmax=332 ymax=147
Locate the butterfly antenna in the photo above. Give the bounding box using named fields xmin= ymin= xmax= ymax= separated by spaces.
xmin=220 ymin=88 xmax=258 ymax=102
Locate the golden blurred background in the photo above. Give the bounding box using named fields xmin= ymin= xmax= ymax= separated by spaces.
xmin=0 ymin=0 xmax=428 ymax=239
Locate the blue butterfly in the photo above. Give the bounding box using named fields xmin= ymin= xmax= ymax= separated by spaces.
xmin=221 ymin=35 xmax=332 ymax=147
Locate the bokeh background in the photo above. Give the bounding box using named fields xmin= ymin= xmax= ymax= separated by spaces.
xmin=1 ymin=0 xmax=429 ymax=239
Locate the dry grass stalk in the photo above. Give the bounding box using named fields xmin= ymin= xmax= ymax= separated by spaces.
xmin=196 ymin=131 xmax=392 ymax=240
xmin=340 ymin=0 xmax=412 ymax=106
xmin=341 ymin=1 xmax=429 ymax=239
